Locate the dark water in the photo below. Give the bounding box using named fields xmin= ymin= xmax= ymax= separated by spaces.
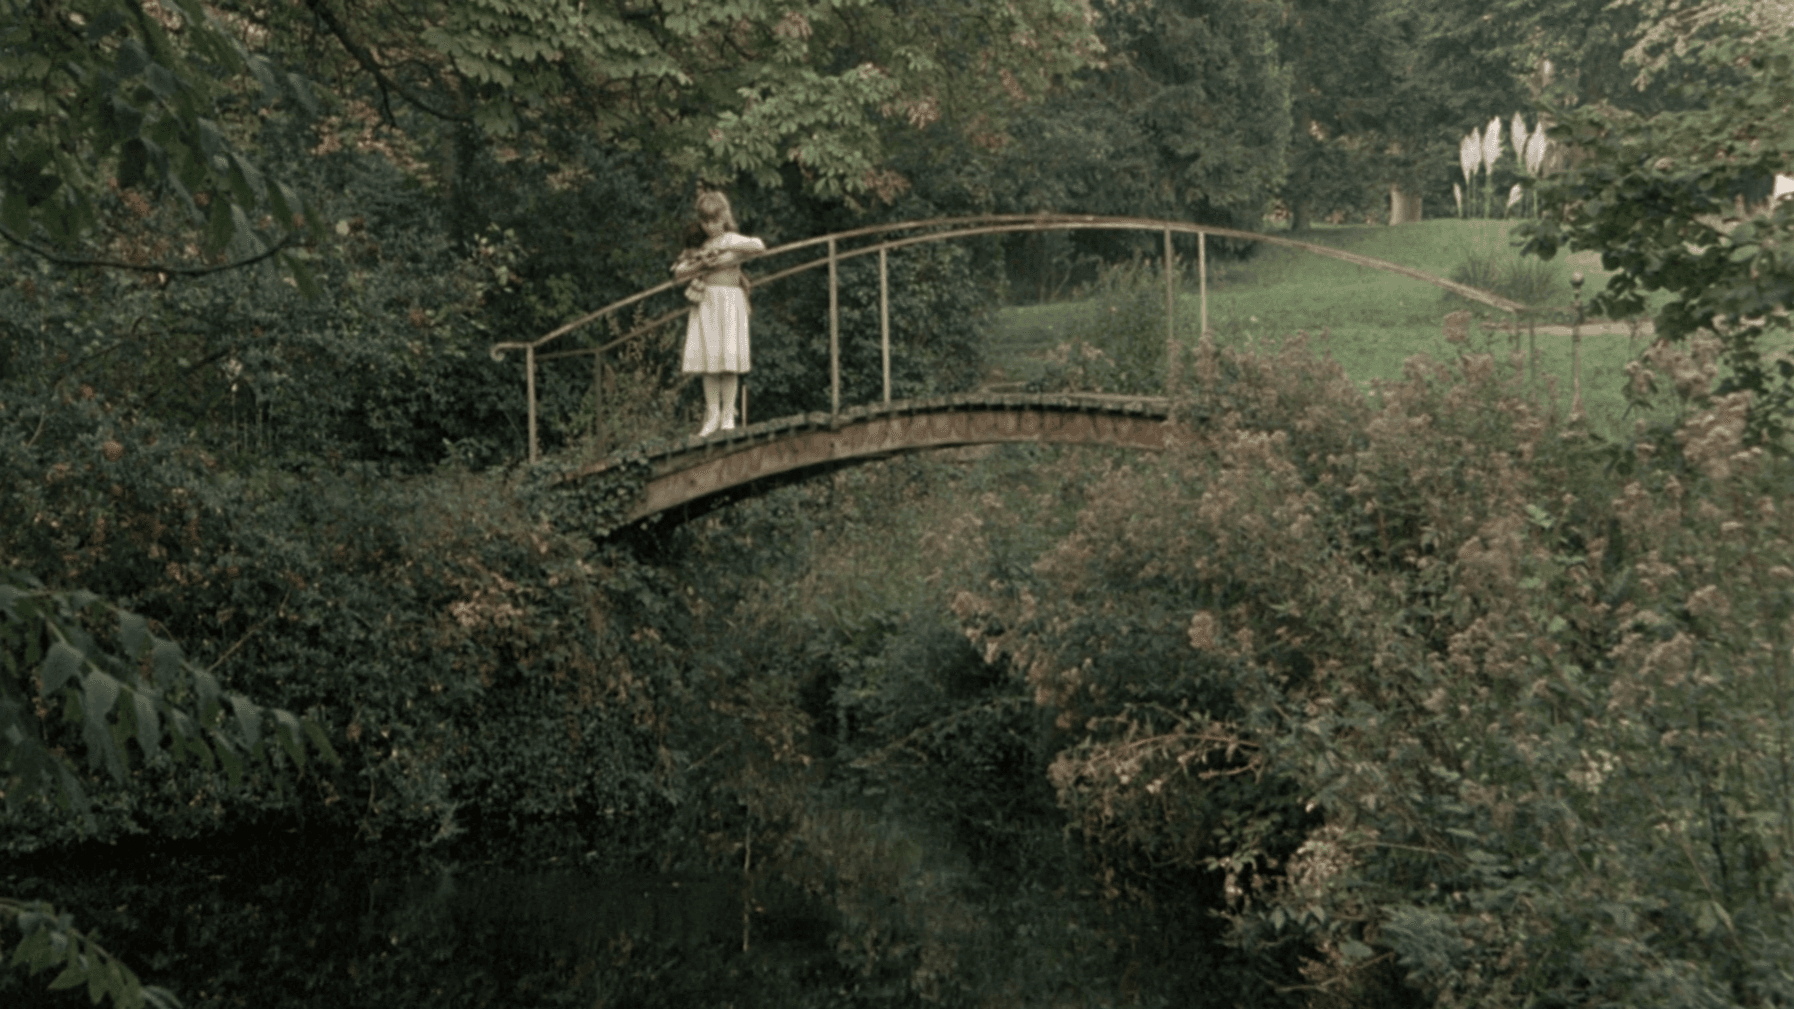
xmin=4 ymin=841 xmax=845 ymax=1009
xmin=379 ymin=866 xmax=831 ymax=953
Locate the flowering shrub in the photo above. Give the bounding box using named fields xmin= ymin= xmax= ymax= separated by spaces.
xmin=957 ymin=332 xmax=1794 ymax=1006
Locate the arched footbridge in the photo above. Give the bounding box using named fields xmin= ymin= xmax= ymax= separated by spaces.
xmin=495 ymin=213 xmax=1537 ymax=530
xmin=569 ymin=392 xmax=1185 ymax=528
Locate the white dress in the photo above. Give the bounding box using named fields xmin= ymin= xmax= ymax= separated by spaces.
xmin=680 ymin=231 xmax=764 ymax=374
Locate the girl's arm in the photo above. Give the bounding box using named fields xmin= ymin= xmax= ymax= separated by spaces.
xmin=707 ymin=233 xmax=766 ymax=265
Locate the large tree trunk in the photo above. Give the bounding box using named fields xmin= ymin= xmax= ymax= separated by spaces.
xmin=1389 ymin=184 xmax=1423 ymax=225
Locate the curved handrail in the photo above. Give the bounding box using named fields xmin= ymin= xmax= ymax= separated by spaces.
xmin=492 ymin=213 xmax=1540 ymax=461
xmin=490 ymin=213 xmax=1526 ymax=363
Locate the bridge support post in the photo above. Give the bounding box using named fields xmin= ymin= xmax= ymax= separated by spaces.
xmin=829 ymin=237 xmax=840 ymax=418
xmin=592 ymin=347 xmax=603 ymax=447
xmin=1164 ymin=226 xmax=1176 ymax=400
xmin=1199 ymin=230 xmax=1208 ymax=341
xmin=527 ymin=345 xmax=539 ymax=464
xmin=880 ymin=246 xmax=891 ymax=404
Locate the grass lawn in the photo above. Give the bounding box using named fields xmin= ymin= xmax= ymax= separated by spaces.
xmin=989 ymin=219 xmax=1677 ymax=437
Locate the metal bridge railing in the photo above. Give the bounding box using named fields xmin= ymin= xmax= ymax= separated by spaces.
xmin=489 ymin=213 xmax=1535 ymax=463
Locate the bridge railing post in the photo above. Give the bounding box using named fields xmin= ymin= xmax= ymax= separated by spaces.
xmin=1164 ymin=226 xmax=1176 ymax=400
xmin=829 ymin=237 xmax=840 ymax=419
xmin=880 ymin=246 xmax=891 ymax=404
xmin=527 ymin=345 xmax=539 ymax=464
xmin=592 ymin=346 xmax=603 ymax=449
xmin=1199 ymin=230 xmax=1208 ymax=341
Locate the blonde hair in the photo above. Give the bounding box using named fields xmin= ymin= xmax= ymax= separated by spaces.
xmin=695 ymin=191 xmax=737 ymax=232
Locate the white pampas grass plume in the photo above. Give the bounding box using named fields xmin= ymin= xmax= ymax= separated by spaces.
xmin=1507 ymin=183 xmax=1524 ymax=211
xmin=1524 ymin=123 xmax=1548 ymax=176
xmin=1461 ymin=129 xmax=1482 ymax=186
xmin=1512 ymin=112 xmax=1528 ymax=170
xmin=1482 ymin=116 xmax=1503 ymax=174
xmin=1454 ymin=182 xmax=1464 ymax=216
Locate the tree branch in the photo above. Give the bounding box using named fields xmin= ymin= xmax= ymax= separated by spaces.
xmin=300 ymin=0 xmax=472 ymax=124
xmin=0 ymin=224 xmax=298 ymax=277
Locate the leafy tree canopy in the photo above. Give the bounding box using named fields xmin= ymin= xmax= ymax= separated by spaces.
xmin=1517 ymin=26 xmax=1794 ymax=442
xmin=0 ymin=0 xmax=1102 ymax=280
xmin=0 ymin=0 xmax=322 ymax=285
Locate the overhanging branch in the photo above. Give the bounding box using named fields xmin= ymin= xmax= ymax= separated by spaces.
xmin=0 ymin=225 xmax=298 ymax=277
xmin=301 ymin=0 xmax=472 ymax=125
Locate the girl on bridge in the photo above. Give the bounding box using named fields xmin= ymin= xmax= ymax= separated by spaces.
xmin=673 ymin=191 xmax=764 ymax=437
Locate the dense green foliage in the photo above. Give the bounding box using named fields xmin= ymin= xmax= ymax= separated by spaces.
xmin=1269 ymin=0 xmax=1739 ymax=230
xmin=964 ymin=329 xmax=1794 ymax=1006
xmin=0 ymin=0 xmax=320 ymax=283
xmin=8 ymin=0 xmax=1794 ymax=1007
xmin=1518 ymin=28 xmax=1794 ymax=443
xmin=2 ymin=573 xmax=336 ymax=1009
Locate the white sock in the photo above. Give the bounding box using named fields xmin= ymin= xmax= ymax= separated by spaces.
xmin=719 ymin=374 xmax=739 ymax=427
xmin=700 ymin=375 xmax=722 ymax=434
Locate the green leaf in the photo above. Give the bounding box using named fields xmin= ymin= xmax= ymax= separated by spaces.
xmin=228 ymin=202 xmax=256 ymax=257
xmin=283 ymin=251 xmax=322 ymax=299
xmin=143 ymin=61 xmax=178 ymax=101
xmin=115 ymin=37 xmax=149 ymax=78
xmin=88 ymin=955 xmax=111 ymax=1003
xmin=267 ymin=180 xmax=297 ymax=230
xmin=82 ymin=670 xmax=121 ymax=725
xmin=119 ymin=612 xmax=150 ymax=660
xmin=229 ymin=693 xmax=261 ymax=752
xmin=194 ymin=669 xmax=221 ymax=722
xmin=134 ymin=691 xmax=161 ymax=762
xmin=48 ymin=960 xmax=86 ymax=991
xmin=55 ymin=761 xmax=96 ymax=834
xmin=195 ymin=118 xmax=227 ymax=162
xmin=106 ymin=95 xmax=145 ymax=142
xmin=173 ymin=718 xmax=215 ymax=772
xmin=118 ymin=974 xmax=147 ymax=1009
xmin=273 ymin=709 xmax=305 ymax=770
xmin=1339 ymin=939 xmax=1375 ymax=963
xmin=225 ymin=158 xmax=256 ymax=210
xmin=11 ymin=922 xmax=53 ymax=970
xmin=217 ymin=740 xmax=245 ymax=787
xmin=151 ymin=639 xmax=183 ymax=686
xmin=304 ymin=718 xmax=340 ymax=764
xmin=287 ymin=72 xmax=318 ymax=114
xmin=202 ymin=196 xmax=233 ymax=256
xmin=42 ymin=642 xmax=83 ymax=697
xmin=245 ymin=52 xmax=279 ymax=100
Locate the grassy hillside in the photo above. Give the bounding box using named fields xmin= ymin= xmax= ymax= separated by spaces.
xmin=989 ymin=219 xmax=1669 ymax=434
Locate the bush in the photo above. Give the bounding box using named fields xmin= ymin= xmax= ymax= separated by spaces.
xmin=957 ymin=332 xmax=1794 ymax=1007
xmin=1030 ymin=257 xmax=1181 ymax=396
xmin=1446 ymin=250 xmax=1562 ymax=308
